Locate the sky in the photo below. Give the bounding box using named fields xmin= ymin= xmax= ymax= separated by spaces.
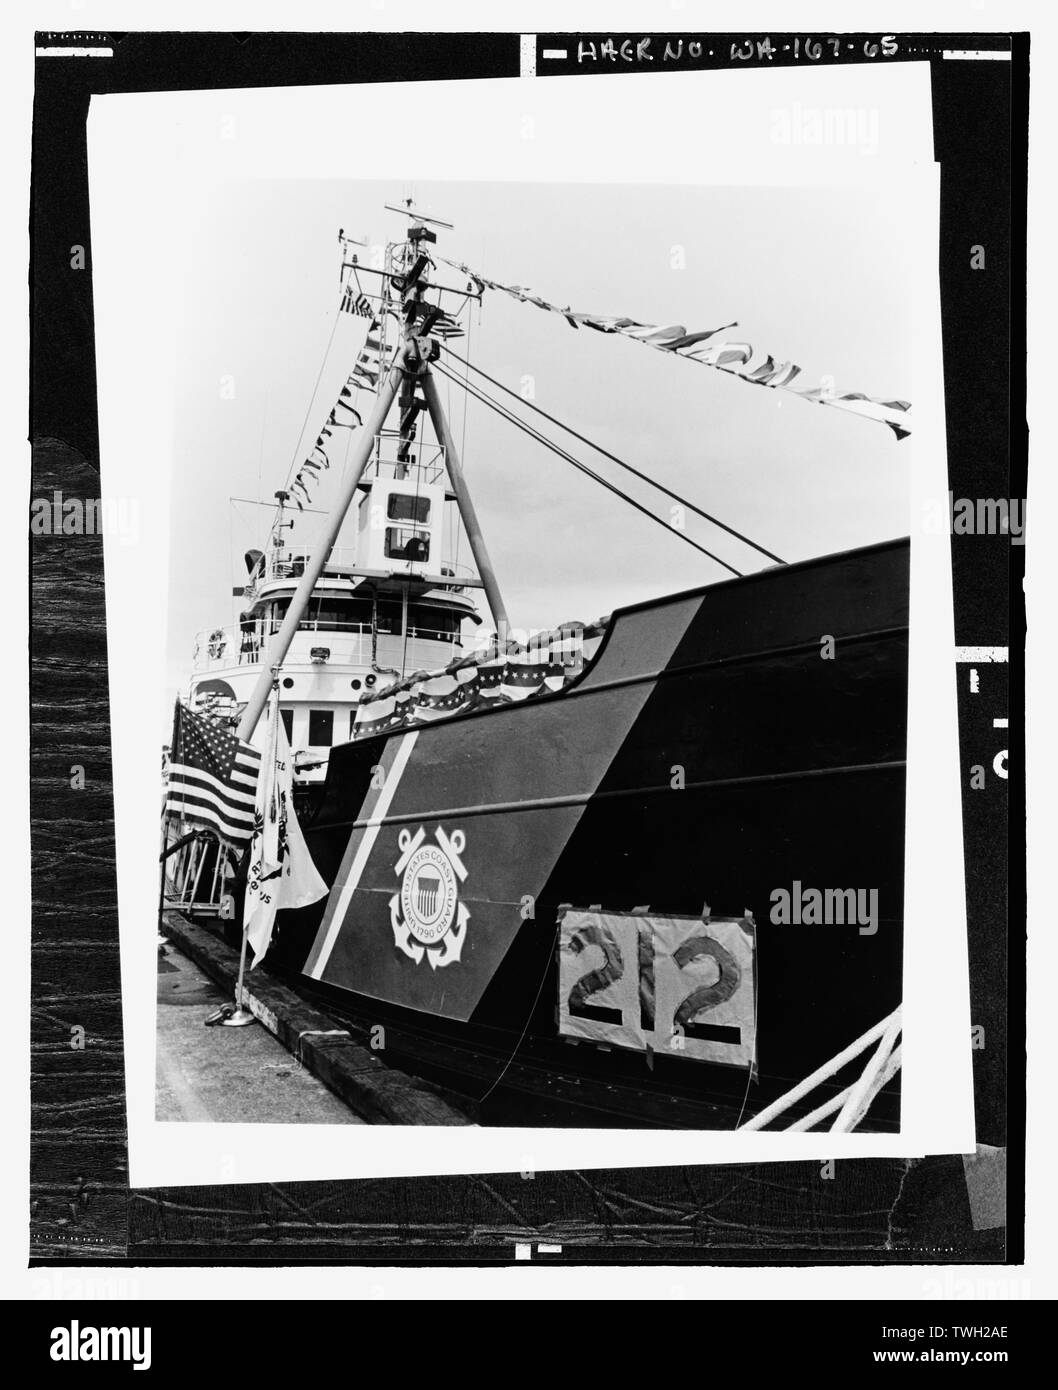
xmin=166 ymin=175 xmax=913 ymax=700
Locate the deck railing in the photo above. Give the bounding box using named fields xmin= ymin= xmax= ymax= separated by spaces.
xmin=191 ymin=620 xmax=460 ymax=671
xmin=244 ymin=544 xmax=478 ymax=595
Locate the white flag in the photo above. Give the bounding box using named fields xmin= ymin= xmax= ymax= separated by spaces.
xmin=243 ymin=695 xmax=327 ymax=968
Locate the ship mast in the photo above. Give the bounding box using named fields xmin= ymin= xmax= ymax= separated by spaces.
xmin=421 ymin=372 xmax=509 ymax=644
xmin=236 ymin=205 xmax=509 ymax=743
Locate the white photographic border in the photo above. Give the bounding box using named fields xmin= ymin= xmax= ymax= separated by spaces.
xmin=84 ymin=63 xmax=975 ymax=1187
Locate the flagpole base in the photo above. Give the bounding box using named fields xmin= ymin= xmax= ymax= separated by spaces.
xmin=204 ymin=1004 xmax=257 ymax=1028
xmin=220 ymin=1007 xmax=256 ymax=1027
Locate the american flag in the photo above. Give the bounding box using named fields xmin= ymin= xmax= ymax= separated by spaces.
xmin=164 ymin=702 xmax=262 ymax=845
xmin=340 ymin=287 xmax=374 ymax=317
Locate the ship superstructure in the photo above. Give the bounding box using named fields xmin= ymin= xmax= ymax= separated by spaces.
xmin=187 ymin=429 xmax=483 ymax=781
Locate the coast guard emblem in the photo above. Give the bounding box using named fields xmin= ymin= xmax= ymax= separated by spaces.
xmin=390 ymin=825 xmax=470 ymax=968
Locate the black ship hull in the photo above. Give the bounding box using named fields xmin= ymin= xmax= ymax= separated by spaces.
xmin=262 ymin=537 xmax=910 ymax=1128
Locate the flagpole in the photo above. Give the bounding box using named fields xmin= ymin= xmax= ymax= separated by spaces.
xmin=220 ymin=676 xmax=281 ymax=1027
xmin=157 ymin=813 xmax=171 ymax=942
xmin=207 ymin=895 xmax=256 ymax=1027
xmin=224 ymin=917 xmax=255 ymax=1027
xmin=157 ymin=695 xmax=181 ymax=942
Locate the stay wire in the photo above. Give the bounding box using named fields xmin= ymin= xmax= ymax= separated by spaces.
xmin=474 ymin=917 xmax=562 ymax=1108
xmin=283 ymin=305 xmax=343 ymax=493
xmin=440 ymin=342 xmax=784 ymax=567
xmin=433 ymin=362 xmax=743 ymax=577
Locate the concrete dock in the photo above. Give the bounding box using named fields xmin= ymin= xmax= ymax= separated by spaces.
xmin=157 ymin=944 xmax=364 ymax=1123
xmin=159 ymin=911 xmax=473 ymax=1125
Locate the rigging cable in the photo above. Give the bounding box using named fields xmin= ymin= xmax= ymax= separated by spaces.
xmin=454 ymin=300 xmax=473 ymax=577
xmin=440 ymin=342 xmax=785 ymax=567
xmin=282 ymin=305 xmax=343 ymax=494
xmin=433 ymin=361 xmax=743 ymax=578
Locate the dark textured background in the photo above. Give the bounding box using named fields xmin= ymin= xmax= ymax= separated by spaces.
xmin=29 ymin=31 xmax=1023 ymax=1265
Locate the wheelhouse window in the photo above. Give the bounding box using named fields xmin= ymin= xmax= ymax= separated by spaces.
xmin=406 ymin=604 xmax=461 ymax=642
xmin=303 ymin=597 xmax=373 ymax=631
xmin=374 ymin=599 xmax=403 ymax=635
xmin=280 ymin=709 xmax=294 ymax=743
xmin=387 ymin=494 xmax=431 ymax=525
xmin=308 ymin=709 xmax=333 ymax=746
xmin=384 ymin=527 xmax=430 ymax=562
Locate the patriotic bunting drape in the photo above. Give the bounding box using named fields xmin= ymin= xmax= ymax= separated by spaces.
xmin=439 ymin=256 xmax=911 ymax=440
xmin=349 ymin=622 xmax=607 ymax=738
xmin=351 ymin=656 xmax=575 ymax=738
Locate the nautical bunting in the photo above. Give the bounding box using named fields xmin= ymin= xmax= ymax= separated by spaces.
xmin=339 ymin=287 xmax=374 ymax=317
xmin=349 ymin=320 xmax=386 ymax=391
xmin=289 ymin=314 xmax=392 ymax=511
xmin=430 ymin=311 xmax=465 ymax=340
xmin=439 ymin=256 xmax=911 ymax=439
